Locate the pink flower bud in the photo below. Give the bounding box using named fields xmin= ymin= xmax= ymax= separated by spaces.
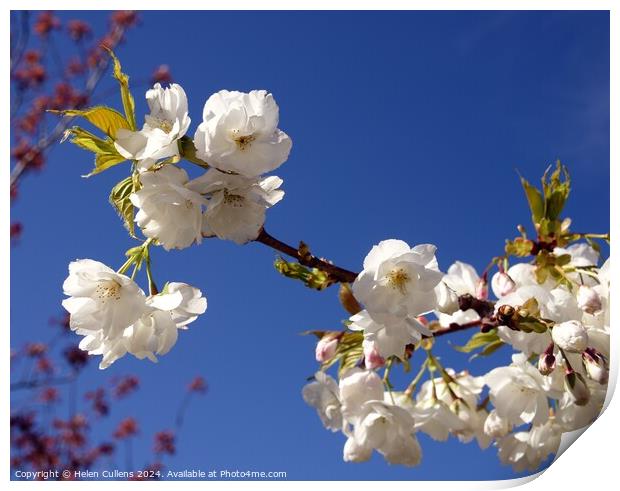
xmin=363 ymin=339 xmax=385 ymax=370
xmin=315 ymin=334 xmax=339 ymax=363
xmin=475 ymin=278 xmax=488 ymax=300
xmin=491 ymin=272 xmax=516 ymax=298
xmin=582 ymin=348 xmax=609 ymax=385
xmin=576 ymin=286 xmax=603 ymax=315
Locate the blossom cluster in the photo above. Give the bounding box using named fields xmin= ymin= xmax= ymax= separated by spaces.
xmin=115 ymin=84 xmax=290 ymax=248
xmin=304 ymin=240 xmax=610 ymax=472
xmin=54 ymin=53 xmax=609 ymax=475
xmin=61 ymin=64 xmax=292 ymax=368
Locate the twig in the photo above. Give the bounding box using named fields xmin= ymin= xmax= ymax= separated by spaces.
xmin=254 ymin=228 xmax=358 ymax=284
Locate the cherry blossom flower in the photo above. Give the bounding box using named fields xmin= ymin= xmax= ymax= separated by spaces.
xmin=193 ymin=90 xmax=292 ymax=178
xmin=188 ymin=169 xmax=284 ymax=244
xmin=115 ymin=83 xmax=190 ymax=162
xmin=484 ymin=353 xmax=555 ymax=426
xmin=131 ymin=166 xmax=208 ymax=250
xmin=62 ymin=259 xmax=147 ymax=341
xmin=496 ymin=420 xmax=562 ymax=473
xmin=353 ymin=240 xmax=443 ymax=319
xmin=348 ymin=309 xmax=431 ymax=359
xmin=302 ymin=371 xmax=342 ymax=432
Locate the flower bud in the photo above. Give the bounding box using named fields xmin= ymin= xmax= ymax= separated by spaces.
xmin=363 ymin=339 xmax=385 ymax=370
xmin=315 ymin=334 xmax=339 ymax=363
xmin=496 ymin=304 xmax=516 ymax=327
xmin=576 ymin=286 xmax=603 ymax=315
xmin=483 ymin=410 xmax=510 ymax=438
xmin=564 ymin=370 xmax=591 ymax=406
xmin=538 ymin=353 xmax=556 ymax=375
xmin=582 ymin=348 xmax=609 ymax=385
xmin=435 ymin=282 xmax=459 ymax=315
xmin=475 ymin=278 xmax=488 ymax=300
xmin=552 ymin=320 xmax=588 ymax=353
xmin=491 ymin=272 xmax=516 ymax=298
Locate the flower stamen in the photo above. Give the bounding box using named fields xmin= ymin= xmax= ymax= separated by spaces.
xmin=386 ymin=268 xmax=410 ymax=294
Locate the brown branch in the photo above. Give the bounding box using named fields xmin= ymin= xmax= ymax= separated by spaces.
xmin=254 ymin=228 xmax=359 ymax=284
xmin=431 ymin=320 xmax=483 ymax=338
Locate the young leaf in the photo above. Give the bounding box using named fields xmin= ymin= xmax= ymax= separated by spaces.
xmin=104 ymin=47 xmax=137 ymax=131
xmin=519 ymin=174 xmax=544 ymax=225
xmin=49 ymin=106 xmax=130 ymax=139
xmin=109 ymin=175 xmax=139 ymax=237
xmin=63 ymin=126 xmax=114 ymax=153
xmin=454 ymin=329 xmax=500 ymax=353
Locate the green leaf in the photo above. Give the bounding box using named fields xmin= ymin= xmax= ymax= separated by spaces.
xmin=520 ymin=297 xmax=540 ymax=316
xmin=104 ymin=47 xmax=137 ymax=130
xmin=89 ymin=152 xmax=127 ymax=177
xmin=505 ymin=238 xmax=534 ymax=257
xmin=274 ymin=257 xmax=334 ymax=290
xmin=541 ymin=161 xmax=571 ymax=221
xmin=109 ymin=175 xmax=139 ymax=237
xmin=62 ymin=126 xmax=128 ymax=176
xmin=454 ymin=329 xmax=499 ymax=353
xmin=63 ymin=126 xmax=113 ymax=153
xmin=50 ymin=106 xmax=130 ymax=138
xmin=519 ymin=174 xmax=545 ymax=225
xmin=338 ymin=342 xmax=364 ymax=377
xmin=478 ymin=340 xmax=505 ymax=357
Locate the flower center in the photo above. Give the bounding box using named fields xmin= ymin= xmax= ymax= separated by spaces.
xmin=95 ymin=280 xmax=121 ymax=303
xmin=223 ymin=190 xmax=245 ymax=208
xmin=386 ymin=268 xmax=410 ymax=294
xmin=153 ymin=117 xmax=174 ymax=134
xmin=230 ymin=129 xmax=256 ymax=151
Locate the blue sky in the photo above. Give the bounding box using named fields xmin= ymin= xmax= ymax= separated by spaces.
xmin=11 ymin=10 xmax=610 ymax=480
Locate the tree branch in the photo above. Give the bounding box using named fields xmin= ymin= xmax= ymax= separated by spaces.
xmin=9 ymin=24 xmax=128 ymax=188
xmin=431 ymin=320 xmax=483 ymax=338
xmin=254 ymin=228 xmax=359 ymax=284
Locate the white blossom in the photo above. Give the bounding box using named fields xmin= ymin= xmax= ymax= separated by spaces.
xmin=554 ymin=243 xmax=599 ymax=268
xmin=497 ymin=420 xmax=562 ymax=473
xmin=353 ymin=240 xmax=443 ymax=318
xmin=552 ymin=320 xmax=588 ymax=353
xmin=348 ymin=309 xmax=430 ymax=360
xmin=556 ymin=382 xmax=606 ymax=431
xmin=147 ymin=282 xmax=207 ymax=328
xmin=576 ymin=285 xmax=602 ymax=315
xmin=75 ymin=279 xmax=207 ymax=369
xmin=339 ymin=368 xmax=384 ymax=422
xmin=188 ymin=169 xmax=284 ymax=244
xmin=345 ymin=400 xmax=421 ymax=466
xmin=115 ymin=83 xmax=190 ymax=161
xmin=302 ymin=371 xmax=343 ymax=432
xmin=434 ymin=281 xmax=460 ymax=315
xmin=483 ymin=410 xmax=511 ymax=439
xmin=193 ymin=90 xmax=292 ymax=178
xmin=131 ymin=166 xmax=208 ymax=250
xmin=436 ymin=261 xmax=483 ymax=327
xmin=484 ymin=353 xmax=552 ymax=425
xmin=62 ymin=259 xmax=147 ymax=341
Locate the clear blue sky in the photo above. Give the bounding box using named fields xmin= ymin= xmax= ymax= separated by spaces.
xmin=11 ymin=10 xmax=609 ymax=480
